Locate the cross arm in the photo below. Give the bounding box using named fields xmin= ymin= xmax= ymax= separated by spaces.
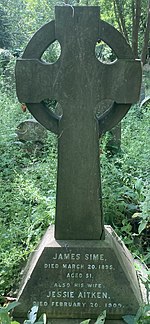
xmin=96 ymin=59 xmax=142 ymax=104
xmin=96 ymin=59 xmax=142 ymax=136
xmin=15 ymin=58 xmax=60 ymax=103
xmin=15 ymin=58 xmax=61 ymax=134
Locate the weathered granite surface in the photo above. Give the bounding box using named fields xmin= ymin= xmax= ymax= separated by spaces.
xmin=16 ymin=119 xmax=47 ymax=143
xmin=15 ymin=6 xmax=142 ymax=240
xmin=13 ymin=226 xmax=143 ymax=322
xmin=14 ymin=6 xmax=143 ymax=323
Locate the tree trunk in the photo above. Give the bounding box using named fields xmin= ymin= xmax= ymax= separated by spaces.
xmin=113 ymin=0 xmax=123 ymax=34
xmin=114 ymin=0 xmax=129 ymax=43
xmin=132 ymin=1 xmax=135 ymax=49
xmin=132 ymin=0 xmax=141 ymax=58
xmin=141 ymin=0 xmax=150 ymax=64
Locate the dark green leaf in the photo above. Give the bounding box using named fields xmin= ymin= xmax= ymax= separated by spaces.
xmin=122 ymin=315 xmax=135 ymax=324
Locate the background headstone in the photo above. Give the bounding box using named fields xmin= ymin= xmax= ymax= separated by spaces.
xmin=15 ymin=119 xmax=47 ymax=154
xmin=16 ymin=119 xmax=47 ymax=143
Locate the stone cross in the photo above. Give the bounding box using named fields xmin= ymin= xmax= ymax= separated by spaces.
xmin=16 ymin=6 xmax=142 ymax=240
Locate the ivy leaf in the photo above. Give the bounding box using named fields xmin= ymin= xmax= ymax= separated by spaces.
xmin=6 ymin=302 xmax=20 ymax=313
xmin=0 ymin=312 xmax=11 ymax=324
xmin=36 ymin=314 xmax=46 ymax=324
xmin=80 ymin=320 xmax=91 ymax=324
xmin=95 ymin=310 xmax=106 ymax=323
xmin=0 ymin=307 xmax=8 ymax=314
xmin=134 ymin=178 xmax=142 ymax=192
xmin=132 ymin=212 xmax=142 ymax=219
xmin=0 ymin=302 xmax=20 ymax=314
xmin=134 ymin=306 xmax=143 ymax=321
xmin=138 ymin=221 xmax=147 ymax=234
xmin=122 ymin=315 xmax=135 ymax=324
xmin=27 ymin=306 xmax=38 ymax=324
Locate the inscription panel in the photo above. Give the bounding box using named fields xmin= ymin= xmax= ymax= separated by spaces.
xmin=25 ymin=247 xmax=137 ymax=318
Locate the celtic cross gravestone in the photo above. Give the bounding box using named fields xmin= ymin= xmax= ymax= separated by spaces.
xmin=14 ymin=6 xmax=143 ymax=323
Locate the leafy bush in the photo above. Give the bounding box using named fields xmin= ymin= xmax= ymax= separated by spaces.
xmin=0 ymin=91 xmax=57 ymax=296
xmin=101 ymin=104 xmax=150 ymax=258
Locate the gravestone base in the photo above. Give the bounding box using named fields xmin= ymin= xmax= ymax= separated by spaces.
xmin=14 ymin=225 xmax=143 ymax=322
xmin=16 ymin=318 xmax=125 ymax=323
xmin=46 ymin=319 xmax=125 ymax=323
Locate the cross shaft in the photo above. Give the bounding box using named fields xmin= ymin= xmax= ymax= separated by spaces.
xmin=15 ymin=6 xmax=142 ymax=240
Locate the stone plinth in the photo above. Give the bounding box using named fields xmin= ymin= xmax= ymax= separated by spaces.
xmin=14 ymin=226 xmax=143 ymax=322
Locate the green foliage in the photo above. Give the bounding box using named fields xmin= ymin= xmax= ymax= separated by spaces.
xmin=1 ymin=0 xmax=148 ymax=72
xmin=94 ymin=310 xmax=106 ymax=323
xmin=42 ymin=41 xmax=61 ymax=64
xmin=24 ymin=306 xmax=46 ymax=324
xmin=80 ymin=310 xmax=106 ymax=323
xmin=95 ymin=42 xmax=116 ymax=63
xmin=0 ymin=302 xmax=150 ymax=324
xmin=123 ymin=304 xmax=150 ymax=323
xmin=0 ymin=0 xmax=149 ymax=66
xmin=0 ymin=49 xmax=13 ymax=71
xmin=0 ymin=91 xmax=57 ymax=296
xmin=0 ymin=304 xmax=106 ymax=324
xmin=0 ymin=304 xmax=46 ymax=324
xmin=0 ymin=301 xmax=20 ymax=324
xmin=0 ymin=5 xmax=12 ymax=48
xmin=0 ymin=55 xmax=16 ymax=93
xmin=1 ymin=0 xmax=63 ymax=50
xmin=101 ymin=104 xmax=150 ymax=259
